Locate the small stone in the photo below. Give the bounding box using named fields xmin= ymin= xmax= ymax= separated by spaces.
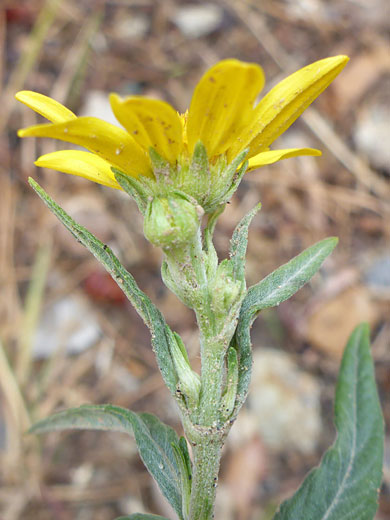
xmin=353 ymin=103 xmax=390 ymax=172
xmin=364 ymin=254 xmax=390 ymax=297
xmin=80 ymin=90 xmax=119 ymax=126
xmin=116 ymin=15 xmax=150 ymax=40
xmin=244 ymin=348 xmax=322 ymax=454
xmin=172 ymin=4 xmax=223 ymax=38
xmin=33 ymin=295 xmax=101 ymax=358
xmin=307 ymin=286 xmax=378 ymax=357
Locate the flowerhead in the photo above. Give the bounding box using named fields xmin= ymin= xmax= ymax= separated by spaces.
xmin=16 ymin=56 xmax=348 ymax=212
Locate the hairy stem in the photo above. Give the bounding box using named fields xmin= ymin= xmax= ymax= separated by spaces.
xmin=188 ymin=436 xmax=223 ymax=520
xmin=196 ymin=329 xmax=225 ymax=426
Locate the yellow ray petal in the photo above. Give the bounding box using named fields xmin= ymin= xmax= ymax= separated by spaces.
xmin=15 ymin=91 xmax=77 ymax=123
xmin=18 ymin=117 xmax=152 ymax=178
xmin=35 ymin=150 xmax=120 ymax=189
xmin=110 ymin=94 xmax=183 ymax=164
xmin=247 ymin=148 xmax=322 ymax=171
xmin=186 ymin=59 xmax=265 ymax=157
xmin=229 ymin=55 xmax=349 ymax=160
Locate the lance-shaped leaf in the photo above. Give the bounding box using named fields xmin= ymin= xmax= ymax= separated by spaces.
xmin=233 ymin=237 xmax=338 ymax=416
xmin=229 ymin=203 xmax=261 ymax=282
xmin=30 ymin=405 xmax=184 ymax=519
xmin=273 ymin=323 xmax=384 ymax=520
xmin=29 ymin=178 xmax=177 ymax=394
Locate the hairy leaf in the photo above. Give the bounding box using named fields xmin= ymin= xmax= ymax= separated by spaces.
xmin=233 ymin=237 xmax=338 ymax=415
xmin=244 ymin=236 xmax=338 ymax=312
xmin=273 ymin=323 xmax=384 ymax=520
xmin=29 ymin=178 xmax=177 ymax=394
xmin=30 ymin=405 xmax=184 ymax=518
xmin=229 ymin=203 xmax=261 ymax=282
xmin=113 ymin=168 xmax=149 ymax=214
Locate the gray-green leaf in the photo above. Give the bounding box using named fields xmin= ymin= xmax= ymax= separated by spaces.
xmin=29 ymin=178 xmax=177 ymax=394
xmin=233 ymin=237 xmax=338 ymax=416
xmin=273 ymin=323 xmax=384 ymax=520
xmin=229 ymin=203 xmax=261 ymax=282
xmin=30 ymin=405 xmax=184 ymax=519
xmin=245 ymin=236 xmax=338 ymax=312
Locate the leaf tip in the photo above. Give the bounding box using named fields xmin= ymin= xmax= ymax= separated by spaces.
xmin=28 ymin=177 xmax=41 ymax=193
xmin=325 ymin=236 xmax=339 ymax=250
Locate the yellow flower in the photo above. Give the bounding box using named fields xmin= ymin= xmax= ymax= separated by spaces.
xmin=16 ymin=56 xmax=348 ymax=204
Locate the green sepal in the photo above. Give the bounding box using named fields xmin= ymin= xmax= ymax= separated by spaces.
xmin=273 ymin=323 xmax=384 ymax=520
xmin=30 ymin=405 xmax=185 ymax=519
xmin=29 ymin=178 xmax=178 ymax=395
xmin=113 ymin=168 xmax=150 ymax=214
xmin=183 ymin=140 xmax=211 ymax=209
xmin=149 ymin=147 xmax=173 ymax=181
xmin=172 ymin=437 xmax=192 ymax=519
xmin=229 ymin=203 xmax=261 ymax=282
xmin=190 ymin=140 xmax=210 ymax=179
xmin=216 ymin=148 xmax=249 ymax=206
xmin=232 ymin=237 xmax=338 ymax=417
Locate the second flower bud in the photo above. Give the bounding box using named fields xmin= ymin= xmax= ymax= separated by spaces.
xmin=143 ymin=193 xmax=202 ymax=250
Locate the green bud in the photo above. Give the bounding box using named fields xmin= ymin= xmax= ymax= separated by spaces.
xmin=211 ymin=259 xmax=243 ymax=317
xmin=171 ymin=332 xmax=200 ymax=409
xmin=143 ymin=193 xmax=201 ymax=250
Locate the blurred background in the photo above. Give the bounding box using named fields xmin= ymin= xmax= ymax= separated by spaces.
xmin=0 ymin=0 xmax=389 ymax=519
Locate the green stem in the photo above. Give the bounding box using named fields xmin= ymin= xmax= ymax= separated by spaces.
xmin=196 ymin=329 xmax=225 ymax=426
xmin=188 ymin=435 xmax=224 ymax=520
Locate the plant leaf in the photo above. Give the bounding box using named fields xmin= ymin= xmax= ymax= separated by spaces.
xmin=30 ymin=405 xmax=184 ymax=518
xmin=229 ymin=203 xmax=261 ymax=282
xmin=245 ymin=236 xmax=338 ymax=312
xmin=29 ymin=178 xmax=177 ymax=394
xmin=172 ymin=438 xmax=192 ymax=519
xmin=273 ymin=323 xmax=384 ymax=520
xmin=113 ymin=168 xmax=149 ymax=214
xmin=233 ymin=237 xmax=338 ymax=416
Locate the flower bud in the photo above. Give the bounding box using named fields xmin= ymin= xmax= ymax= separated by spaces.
xmin=143 ymin=194 xmax=201 ymax=249
xmin=171 ymin=332 xmax=200 ymax=409
xmin=211 ymin=259 xmax=243 ymax=317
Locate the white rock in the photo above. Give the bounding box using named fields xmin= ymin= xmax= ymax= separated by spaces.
xmin=246 ymin=348 xmax=322 ymax=454
xmin=80 ymin=90 xmax=119 ymax=126
xmin=33 ymin=295 xmax=101 ymax=358
xmin=116 ymin=15 xmax=150 ymax=40
xmin=172 ymin=4 xmax=223 ymax=38
xmin=354 ymin=103 xmax=390 ymax=171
